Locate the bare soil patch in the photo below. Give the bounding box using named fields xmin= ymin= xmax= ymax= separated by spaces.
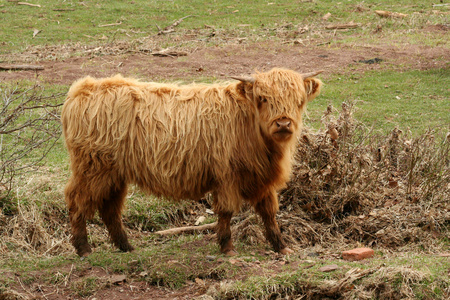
xmin=1 ymin=42 xmax=448 ymax=85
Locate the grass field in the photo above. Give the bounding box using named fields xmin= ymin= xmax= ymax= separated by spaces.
xmin=0 ymin=0 xmax=449 ymax=299
xmin=1 ymin=0 xmax=448 ymax=52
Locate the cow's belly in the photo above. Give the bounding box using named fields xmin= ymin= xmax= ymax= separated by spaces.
xmin=131 ymin=164 xmax=216 ymax=201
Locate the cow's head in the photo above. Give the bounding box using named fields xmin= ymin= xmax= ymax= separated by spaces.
xmin=233 ymin=68 xmax=322 ymax=143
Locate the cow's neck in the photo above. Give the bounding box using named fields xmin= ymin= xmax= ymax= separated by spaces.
xmin=235 ymin=125 xmax=294 ymax=201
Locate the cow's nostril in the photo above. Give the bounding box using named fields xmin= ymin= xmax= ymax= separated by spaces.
xmin=276 ymin=119 xmax=291 ymax=129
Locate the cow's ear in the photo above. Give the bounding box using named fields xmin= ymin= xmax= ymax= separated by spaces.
xmin=304 ymin=77 xmax=322 ymax=101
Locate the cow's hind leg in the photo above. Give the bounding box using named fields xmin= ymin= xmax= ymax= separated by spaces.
xmin=98 ymin=181 xmax=134 ymax=252
xmin=254 ymin=190 xmax=293 ymax=255
xmin=65 ymin=176 xmax=93 ymax=257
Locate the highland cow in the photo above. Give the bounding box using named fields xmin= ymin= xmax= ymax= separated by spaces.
xmin=62 ymin=68 xmax=323 ymax=257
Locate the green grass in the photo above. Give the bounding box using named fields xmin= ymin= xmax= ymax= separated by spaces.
xmin=306 ymin=68 xmax=450 ymax=134
xmin=1 ymin=0 xmax=447 ymax=54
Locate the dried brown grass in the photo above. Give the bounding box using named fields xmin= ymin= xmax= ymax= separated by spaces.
xmin=0 ymin=174 xmax=72 ymax=258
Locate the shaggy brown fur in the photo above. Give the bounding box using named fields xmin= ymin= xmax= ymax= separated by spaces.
xmin=62 ymin=68 xmax=322 ymax=256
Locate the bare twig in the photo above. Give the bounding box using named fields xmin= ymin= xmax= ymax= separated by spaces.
xmin=98 ymin=21 xmax=122 ymax=27
xmin=18 ymin=2 xmax=41 ymax=7
xmin=64 ymin=264 xmax=75 ymax=287
xmin=157 ymin=15 xmax=196 ymax=35
xmin=325 ymin=22 xmax=359 ymax=30
xmin=151 ymin=49 xmax=188 ymax=57
xmin=0 ymin=84 xmax=63 ymax=194
xmin=375 ymin=10 xmax=408 ymax=18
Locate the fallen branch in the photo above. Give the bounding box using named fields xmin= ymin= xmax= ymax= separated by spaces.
xmin=157 ymin=15 xmax=196 ymax=35
xmin=151 ymin=49 xmax=188 ymax=57
xmin=17 ymin=2 xmax=41 ymax=7
xmin=18 ymin=2 xmax=41 ymax=7
xmin=98 ymin=21 xmax=122 ymax=27
xmin=375 ymin=10 xmax=408 ymax=18
xmin=154 ymin=222 xmax=217 ymax=236
xmin=325 ymin=22 xmax=359 ymax=30
xmin=0 ymin=64 xmax=44 ymax=71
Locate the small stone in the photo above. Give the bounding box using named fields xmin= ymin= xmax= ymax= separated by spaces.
xmin=322 ymin=12 xmax=331 ymax=20
xmin=110 ymin=275 xmax=127 ymax=285
xmin=206 ymin=255 xmax=216 ymax=261
xmin=342 ymin=248 xmax=375 ymax=261
xmin=195 ymin=216 xmax=206 ymax=225
xmin=319 ymin=264 xmax=339 ymax=272
xmin=139 ymin=271 xmax=148 ymax=277
xmin=205 ymin=209 xmax=214 ymax=215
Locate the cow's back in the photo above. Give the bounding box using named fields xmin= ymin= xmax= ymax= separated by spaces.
xmin=62 ymin=76 xmax=250 ymax=200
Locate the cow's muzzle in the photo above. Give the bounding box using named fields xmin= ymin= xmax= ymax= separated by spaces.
xmin=272 ymin=117 xmax=294 ymax=140
xmin=276 ymin=118 xmax=291 ymax=131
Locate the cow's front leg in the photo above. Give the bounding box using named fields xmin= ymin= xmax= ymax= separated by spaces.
xmin=254 ymin=190 xmax=293 ymax=255
xmin=216 ymin=210 xmax=237 ymax=256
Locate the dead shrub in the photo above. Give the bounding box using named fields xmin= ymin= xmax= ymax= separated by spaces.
xmin=279 ymin=101 xmax=449 ymax=249
xmin=0 ymin=83 xmax=63 ymax=197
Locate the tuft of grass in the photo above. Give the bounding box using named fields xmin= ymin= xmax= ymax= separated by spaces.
xmin=124 ymin=188 xmax=192 ymax=232
xmin=70 ymin=276 xmax=103 ymax=297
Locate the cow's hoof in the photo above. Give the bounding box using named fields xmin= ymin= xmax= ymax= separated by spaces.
xmin=225 ymin=249 xmax=238 ymax=256
xmin=76 ymin=245 xmax=92 ymax=257
xmin=119 ymin=243 xmax=135 ymax=252
xmin=78 ymin=249 xmax=92 ymax=257
xmin=280 ymin=247 xmax=294 ymax=255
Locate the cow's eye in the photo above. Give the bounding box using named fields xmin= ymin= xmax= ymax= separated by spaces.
xmin=261 ymin=98 xmax=267 ymax=103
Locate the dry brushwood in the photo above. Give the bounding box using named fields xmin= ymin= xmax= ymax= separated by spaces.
xmin=233 ymin=101 xmax=449 ymax=250
xmin=0 ymin=83 xmax=64 ymax=194
xmin=277 ymin=101 xmax=450 ymax=249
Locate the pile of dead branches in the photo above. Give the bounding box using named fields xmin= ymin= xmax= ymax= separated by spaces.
xmin=275 ymin=101 xmax=450 ymax=249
